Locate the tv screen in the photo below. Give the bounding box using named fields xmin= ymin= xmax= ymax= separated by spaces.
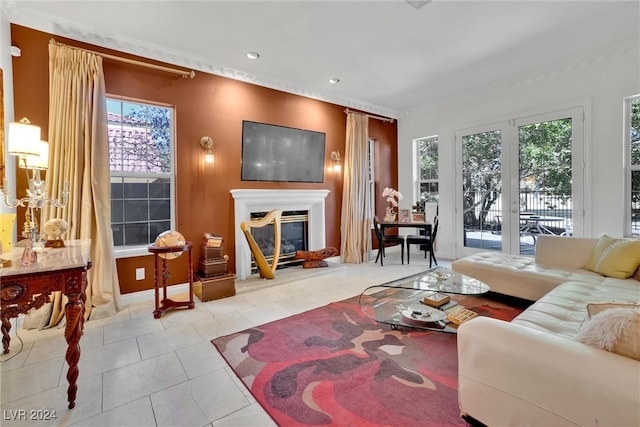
xmin=241 ymin=121 xmax=326 ymax=183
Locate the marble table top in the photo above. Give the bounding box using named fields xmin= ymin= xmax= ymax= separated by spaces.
xmin=0 ymin=239 xmax=91 ymax=277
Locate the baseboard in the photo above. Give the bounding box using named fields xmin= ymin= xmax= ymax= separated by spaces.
xmin=120 ymin=282 xmax=190 ymax=307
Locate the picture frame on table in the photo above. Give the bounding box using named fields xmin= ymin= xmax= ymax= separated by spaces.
xmin=398 ymin=209 xmax=410 ymax=223
xmin=412 ymin=212 xmax=426 ymax=223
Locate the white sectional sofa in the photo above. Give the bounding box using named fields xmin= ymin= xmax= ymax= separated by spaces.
xmin=452 ymin=235 xmax=640 ymax=426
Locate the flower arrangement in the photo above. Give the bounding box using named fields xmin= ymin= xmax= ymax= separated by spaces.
xmin=382 ymin=187 xmax=403 ymax=207
xmin=382 ymin=187 xmax=403 ymax=222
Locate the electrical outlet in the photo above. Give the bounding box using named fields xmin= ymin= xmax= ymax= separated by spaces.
xmin=135 ymin=268 xmax=145 ymax=281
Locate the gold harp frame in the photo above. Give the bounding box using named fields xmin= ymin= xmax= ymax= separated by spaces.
xmin=240 ymin=209 xmax=283 ymax=279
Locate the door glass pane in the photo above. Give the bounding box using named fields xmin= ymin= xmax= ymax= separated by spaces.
xmin=518 ymin=118 xmax=572 ymax=254
xmin=632 ymin=170 xmax=640 ymax=235
xmin=462 ymin=130 xmax=502 ymax=250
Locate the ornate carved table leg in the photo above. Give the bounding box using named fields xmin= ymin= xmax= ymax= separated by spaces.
xmin=1 ymin=316 xmax=11 ymax=354
xmin=63 ymin=274 xmax=86 ymax=409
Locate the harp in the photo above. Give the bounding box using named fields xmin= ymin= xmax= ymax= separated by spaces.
xmin=240 ymin=209 xmax=283 ymax=279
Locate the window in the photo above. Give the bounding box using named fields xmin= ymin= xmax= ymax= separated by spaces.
xmin=107 ymin=97 xmax=175 ymax=254
xmin=416 ymin=136 xmax=439 ymax=203
xmin=625 ymin=95 xmax=640 ymax=236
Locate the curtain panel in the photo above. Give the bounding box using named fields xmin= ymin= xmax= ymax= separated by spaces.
xmin=340 ymin=112 xmax=371 ymax=263
xmin=42 ymin=40 xmax=120 ymax=325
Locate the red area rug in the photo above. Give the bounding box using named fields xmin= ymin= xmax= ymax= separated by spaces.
xmin=212 ymin=294 xmax=522 ymax=426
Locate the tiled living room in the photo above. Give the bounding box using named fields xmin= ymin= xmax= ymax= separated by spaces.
xmin=2 ymin=253 xmax=444 ymax=426
xmin=1 ymin=1 xmax=639 ymax=426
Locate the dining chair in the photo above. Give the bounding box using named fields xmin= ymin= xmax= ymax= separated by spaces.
xmin=406 ymin=216 xmax=438 ymax=267
xmin=373 ymin=216 xmax=404 ymax=266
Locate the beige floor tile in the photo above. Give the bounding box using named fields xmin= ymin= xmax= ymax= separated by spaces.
xmin=102 ymin=316 xmax=165 ymax=345
xmin=213 ymin=402 xmax=277 ymax=427
xmin=70 ymin=396 xmax=156 ymax=427
xmin=78 ymin=337 xmax=141 ymax=378
xmin=102 ymin=352 xmax=187 ymax=411
xmin=136 ymin=322 xmax=205 ymax=360
xmin=176 ymin=341 xmax=229 ymax=379
xmin=1 ymin=373 xmax=103 ymax=427
xmin=185 ymin=369 xmax=250 ymax=423
xmin=1 ymin=358 xmax=65 ymax=404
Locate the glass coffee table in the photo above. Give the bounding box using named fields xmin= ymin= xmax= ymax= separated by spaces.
xmin=358 ymin=267 xmax=490 ymax=333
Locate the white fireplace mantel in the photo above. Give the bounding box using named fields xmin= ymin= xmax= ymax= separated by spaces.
xmin=230 ymin=189 xmax=330 ymax=280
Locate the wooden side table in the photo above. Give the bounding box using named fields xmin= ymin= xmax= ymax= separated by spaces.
xmin=148 ymin=242 xmax=195 ymax=319
xmin=0 ymin=239 xmax=91 ymax=409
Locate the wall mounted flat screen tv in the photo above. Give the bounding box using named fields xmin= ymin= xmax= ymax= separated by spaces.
xmin=241 ymin=120 xmax=326 ymax=183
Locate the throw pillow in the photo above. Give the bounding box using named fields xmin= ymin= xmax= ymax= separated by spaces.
xmin=582 ymin=234 xmax=640 ymax=279
xmin=587 ymin=302 xmax=640 ymax=317
xmin=575 ymin=305 xmax=640 ymax=361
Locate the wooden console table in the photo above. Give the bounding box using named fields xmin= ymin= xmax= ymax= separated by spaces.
xmin=0 ymin=239 xmax=91 ymax=409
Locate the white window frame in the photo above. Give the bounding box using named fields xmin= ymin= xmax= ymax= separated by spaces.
xmin=107 ymin=96 xmax=176 ymax=258
xmin=415 ymin=135 xmax=439 ymax=206
xmin=624 ymin=94 xmax=640 ymax=237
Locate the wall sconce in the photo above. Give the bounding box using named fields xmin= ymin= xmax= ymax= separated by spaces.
xmin=200 ymin=136 xmax=214 ymax=168
xmin=330 ymin=150 xmax=341 ymax=174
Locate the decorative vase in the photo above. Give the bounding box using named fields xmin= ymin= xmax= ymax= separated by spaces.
xmin=21 ymin=239 xmax=37 ymax=266
xmin=383 ymin=206 xmax=396 ymax=222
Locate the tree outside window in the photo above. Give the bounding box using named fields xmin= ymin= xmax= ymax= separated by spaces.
xmin=107 ymin=98 xmax=175 ymax=248
xmin=627 ymin=95 xmax=640 ymax=236
xmin=417 ymin=136 xmax=439 ymax=204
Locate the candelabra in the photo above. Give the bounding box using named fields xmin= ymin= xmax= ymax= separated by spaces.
xmin=2 ymin=173 xmax=69 ymax=240
xmin=2 ymin=117 xmax=69 ymax=265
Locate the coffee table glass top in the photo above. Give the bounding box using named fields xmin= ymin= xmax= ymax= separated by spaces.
xmin=358 ymin=267 xmax=490 ymax=333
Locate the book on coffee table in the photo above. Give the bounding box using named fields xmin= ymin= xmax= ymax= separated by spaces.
xmin=422 ymin=292 xmax=450 ymax=307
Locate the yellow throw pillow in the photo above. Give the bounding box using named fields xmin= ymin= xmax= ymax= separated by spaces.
xmin=583 ymin=234 xmax=640 ymax=279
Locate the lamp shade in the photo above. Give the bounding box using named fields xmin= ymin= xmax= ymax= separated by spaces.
xmin=8 ymin=118 xmax=41 ymax=157
xmin=24 ymin=141 xmax=49 ymax=170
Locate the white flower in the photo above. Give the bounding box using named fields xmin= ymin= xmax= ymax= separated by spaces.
xmin=381 ymin=187 xmax=402 ymax=207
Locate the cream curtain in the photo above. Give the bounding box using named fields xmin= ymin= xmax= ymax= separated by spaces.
xmin=340 ymin=112 xmax=371 ymax=263
xmin=41 ymin=40 xmax=120 ymax=326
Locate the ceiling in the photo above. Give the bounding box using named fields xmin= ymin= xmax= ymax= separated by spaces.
xmin=4 ymin=1 xmax=639 ymax=118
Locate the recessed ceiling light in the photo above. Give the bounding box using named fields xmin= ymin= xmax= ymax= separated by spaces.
xmin=329 ymin=78 xmax=340 ymax=84
xmin=247 ymin=51 xmax=260 ymax=60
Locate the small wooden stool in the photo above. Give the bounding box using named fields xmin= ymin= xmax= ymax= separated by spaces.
xmin=148 ymin=242 xmax=195 ymax=319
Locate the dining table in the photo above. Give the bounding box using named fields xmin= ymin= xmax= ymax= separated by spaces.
xmin=378 ymin=220 xmax=432 ymax=239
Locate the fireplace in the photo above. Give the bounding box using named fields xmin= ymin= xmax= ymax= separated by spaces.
xmin=230 ymin=189 xmax=330 ymax=280
xmin=249 ymin=210 xmax=309 ymax=272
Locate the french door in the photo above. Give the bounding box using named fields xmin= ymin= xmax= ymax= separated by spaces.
xmin=456 ymin=107 xmax=584 ymax=257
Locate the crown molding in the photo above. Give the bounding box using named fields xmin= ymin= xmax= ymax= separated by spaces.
xmin=404 ymin=38 xmax=639 ymax=115
xmin=4 ymin=3 xmax=401 ymax=120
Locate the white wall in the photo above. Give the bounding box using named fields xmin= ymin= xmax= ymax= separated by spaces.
xmin=398 ymin=40 xmax=640 ymax=260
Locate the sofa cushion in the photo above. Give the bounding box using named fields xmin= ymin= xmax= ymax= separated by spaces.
xmin=574 ymin=304 xmax=640 ymax=361
xmin=583 ymin=234 xmax=640 ymax=279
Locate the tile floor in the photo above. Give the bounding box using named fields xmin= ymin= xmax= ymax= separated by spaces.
xmin=1 ymin=250 xmax=449 ymax=427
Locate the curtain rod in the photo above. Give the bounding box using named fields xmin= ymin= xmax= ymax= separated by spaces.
xmin=344 ymin=108 xmax=395 ymax=123
xmin=50 ymin=39 xmax=195 ymax=79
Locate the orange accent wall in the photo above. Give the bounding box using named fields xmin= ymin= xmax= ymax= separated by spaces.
xmin=10 ymin=24 xmax=398 ymax=294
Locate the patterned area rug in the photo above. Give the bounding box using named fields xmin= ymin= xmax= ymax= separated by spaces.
xmin=212 ymin=294 xmax=523 ymax=426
